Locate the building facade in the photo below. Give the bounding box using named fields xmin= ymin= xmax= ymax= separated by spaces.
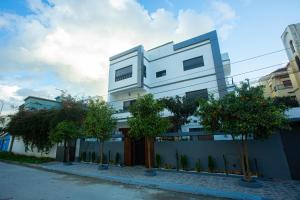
xmin=107 ymin=31 xmax=231 ymax=166
xmin=281 ymin=23 xmax=300 ymax=102
xmin=259 ymin=67 xmax=297 ymax=101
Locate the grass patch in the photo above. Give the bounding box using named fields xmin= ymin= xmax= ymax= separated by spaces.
xmin=0 ymin=151 xmax=55 ymax=164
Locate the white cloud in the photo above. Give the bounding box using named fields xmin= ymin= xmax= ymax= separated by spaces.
xmin=0 ymin=0 xmax=237 ymax=113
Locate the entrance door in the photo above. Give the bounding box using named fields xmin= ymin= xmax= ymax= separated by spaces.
xmin=134 ymin=138 xmax=145 ymax=165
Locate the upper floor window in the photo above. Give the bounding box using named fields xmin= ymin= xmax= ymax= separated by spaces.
xmin=123 ymin=99 xmax=136 ymax=111
xmin=282 ymin=80 xmax=292 ymax=88
xmin=186 ymin=88 xmax=208 ymax=101
xmin=290 ymin=40 xmax=296 ymax=53
xmin=296 ymin=56 xmax=300 ymax=71
xmin=115 ymin=65 xmax=132 ymax=82
xmin=183 ymin=56 xmax=204 ymax=71
xmin=156 ymin=70 xmax=166 ymax=78
xmin=143 ymin=65 xmax=147 ymax=78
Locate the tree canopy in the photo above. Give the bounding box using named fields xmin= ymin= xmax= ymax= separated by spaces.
xmin=160 ymin=95 xmax=199 ymax=132
xmin=128 ymin=94 xmax=170 ymax=139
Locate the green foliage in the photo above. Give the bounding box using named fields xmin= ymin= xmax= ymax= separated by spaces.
xmin=128 ymin=94 xmax=169 ymax=139
xmin=208 ymin=155 xmax=215 ymax=172
xmin=160 ymin=95 xmax=199 ymax=131
xmin=49 ymin=120 xmax=80 ymax=144
xmin=81 ymin=152 xmax=86 ymax=162
xmin=195 ymin=159 xmax=201 ymax=172
xmin=92 ymin=152 xmax=96 ymax=162
xmin=180 ymin=154 xmax=188 ymax=170
xmin=115 ymin=152 xmax=120 ymax=164
xmin=155 ymin=154 xmax=162 ymax=168
xmin=273 ymin=96 xmax=299 ymax=108
xmin=83 ymin=98 xmax=116 ymax=141
xmin=197 ymin=83 xmax=289 ymax=140
xmin=7 ymin=96 xmax=86 ymax=153
xmin=0 ymin=151 xmax=54 ymax=164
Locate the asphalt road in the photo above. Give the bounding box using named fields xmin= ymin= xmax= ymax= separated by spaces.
xmin=0 ymin=162 xmax=227 ymax=200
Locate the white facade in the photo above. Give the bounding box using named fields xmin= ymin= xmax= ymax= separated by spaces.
xmin=108 ymin=31 xmax=231 ymax=134
xmin=281 ymin=23 xmax=300 ymax=61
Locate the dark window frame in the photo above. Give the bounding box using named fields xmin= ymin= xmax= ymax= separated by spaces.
xmin=123 ymin=99 xmax=136 ymax=111
xmin=183 ymin=56 xmax=204 ymax=71
xmin=186 ymin=88 xmax=209 ymax=101
xmin=115 ymin=65 xmax=133 ymax=82
xmin=156 ymin=70 xmax=166 ymax=78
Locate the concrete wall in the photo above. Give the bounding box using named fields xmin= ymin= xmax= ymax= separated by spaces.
xmin=79 ymin=141 xmax=124 ymax=163
xmin=155 ymin=133 xmax=291 ymax=179
xmin=11 ymin=136 xmax=57 ymax=158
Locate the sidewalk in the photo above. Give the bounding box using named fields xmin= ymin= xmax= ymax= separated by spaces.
xmin=40 ymin=162 xmax=300 ymax=200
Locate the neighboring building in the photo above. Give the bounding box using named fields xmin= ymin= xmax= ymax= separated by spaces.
xmin=21 ymin=96 xmax=62 ymax=111
xmin=11 ymin=96 xmax=62 ymax=158
xmin=259 ymin=67 xmax=297 ymax=101
xmin=107 ymin=30 xmax=231 ymax=165
xmin=281 ymin=23 xmax=300 ymax=102
xmin=0 ymin=115 xmax=11 ymax=151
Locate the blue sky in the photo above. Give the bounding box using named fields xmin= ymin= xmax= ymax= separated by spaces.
xmin=0 ymin=0 xmax=300 ymax=114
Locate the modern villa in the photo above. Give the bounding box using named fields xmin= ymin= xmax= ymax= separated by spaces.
xmin=107 ymin=30 xmax=231 ymax=166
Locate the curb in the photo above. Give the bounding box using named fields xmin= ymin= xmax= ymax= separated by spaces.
xmin=0 ymin=160 xmax=268 ymax=200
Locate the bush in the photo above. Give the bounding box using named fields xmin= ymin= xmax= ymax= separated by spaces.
xmin=180 ymin=155 xmax=188 ymax=170
xmin=82 ymin=152 xmax=86 ymax=162
xmin=115 ymin=152 xmax=120 ymax=164
xmin=91 ymin=152 xmax=96 ymax=162
xmin=0 ymin=152 xmax=54 ymax=164
xmin=155 ymin=154 xmax=162 ymax=168
xmin=195 ymin=159 xmax=201 ymax=172
xmin=208 ymin=155 xmax=215 ymax=172
xmin=102 ymin=154 xmax=107 ymax=164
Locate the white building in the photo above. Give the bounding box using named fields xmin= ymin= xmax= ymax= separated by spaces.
xmin=108 ymin=30 xmax=231 ymax=135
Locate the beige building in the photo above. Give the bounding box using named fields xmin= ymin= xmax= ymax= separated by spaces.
xmin=259 ymin=67 xmax=297 ymax=101
xmin=281 ymin=23 xmax=300 ymax=101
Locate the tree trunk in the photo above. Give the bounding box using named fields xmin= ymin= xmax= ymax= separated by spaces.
xmin=63 ymin=139 xmax=67 ymax=163
xmin=100 ymin=141 xmax=104 ymax=164
xmin=9 ymin=135 xmax=15 ymax=153
xmin=147 ymin=137 xmax=152 ymax=169
xmin=242 ymin=139 xmax=251 ymax=181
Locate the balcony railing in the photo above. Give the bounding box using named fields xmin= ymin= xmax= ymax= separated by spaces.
xmin=273 ymin=84 xmax=293 ymax=92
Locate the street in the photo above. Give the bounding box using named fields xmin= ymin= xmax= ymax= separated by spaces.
xmin=0 ymin=162 xmax=226 ymax=200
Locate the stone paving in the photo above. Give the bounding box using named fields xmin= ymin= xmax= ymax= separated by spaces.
xmin=41 ymin=162 xmax=300 ymax=200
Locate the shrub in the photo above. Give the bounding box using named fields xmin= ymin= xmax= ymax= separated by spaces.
xmin=155 ymin=154 xmax=162 ymax=168
xmin=82 ymin=152 xmax=86 ymax=162
xmin=195 ymin=159 xmax=201 ymax=172
xmin=102 ymin=154 xmax=107 ymax=164
xmin=115 ymin=152 xmax=120 ymax=164
xmin=164 ymin=163 xmax=172 ymax=169
xmin=180 ymin=155 xmax=188 ymax=170
xmin=208 ymin=155 xmax=215 ymax=172
xmin=175 ymin=150 xmax=179 ymax=170
xmin=91 ymin=152 xmax=96 ymax=162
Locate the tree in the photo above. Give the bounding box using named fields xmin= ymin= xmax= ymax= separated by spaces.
xmin=197 ymin=83 xmax=288 ymax=181
xmin=160 ymin=95 xmax=199 ymax=132
xmin=128 ymin=94 xmax=169 ymax=174
xmin=83 ymin=98 xmax=116 ymax=167
xmin=273 ymin=96 xmax=299 ymax=108
xmin=49 ymin=120 xmax=80 ymax=163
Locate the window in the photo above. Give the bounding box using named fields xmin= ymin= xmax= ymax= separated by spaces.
xmin=283 ymin=80 xmax=292 ymax=88
xmin=183 ymin=56 xmax=204 ymax=71
xmin=156 ymin=70 xmax=166 ymax=78
xmin=115 ymin=65 xmax=132 ymax=82
xmin=123 ymin=100 xmax=136 ymax=111
xmin=143 ymin=65 xmax=146 ymax=78
xmin=189 ymin=128 xmax=203 ymax=132
xmin=296 ymin=56 xmax=300 ymax=71
xmin=186 ymin=89 xmax=208 ymax=101
xmin=290 ymin=40 xmax=296 ymax=53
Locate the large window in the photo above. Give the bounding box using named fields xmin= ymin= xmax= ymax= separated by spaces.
xmin=115 ymin=65 xmax=132 ymax=82
xmin=156 ymin=70 xmax=166 ymax=78
xmin=143 ymin=65 xmax=147 ymax=78
xmin=296 ymin=56 xmax=300 ymax=71
xmin=183 ymin=56 xmax=204 ymax=71
xmin=123 ymin=100 xmax=136 ymax=111
xmin=186 ymin=89 xmax=208 ymax=101
xmin=283 ymin=80 xmax=292 ymax=88
xmin=290 ymin=40 xmax=296 ymax=53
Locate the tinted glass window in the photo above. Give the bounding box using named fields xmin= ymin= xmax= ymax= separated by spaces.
xmin=115 ymin=65 xmax=132 ymax=81
xmin=183 ymin=56 xmax=204 ymax=71
xmin=123 ymin=100 xmax=136 ymax=111
xmin=156 ymin=70 xmax=166 ymax=78
xmin=186 ymin=89 xmax=208 ymax=101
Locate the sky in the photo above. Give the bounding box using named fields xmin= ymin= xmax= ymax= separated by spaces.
xmin=0 ymin=0 xmax=300 ymax=115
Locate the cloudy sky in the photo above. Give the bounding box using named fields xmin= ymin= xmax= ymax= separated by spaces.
xmin=0 ymin=0 xmax=300 ymax=114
